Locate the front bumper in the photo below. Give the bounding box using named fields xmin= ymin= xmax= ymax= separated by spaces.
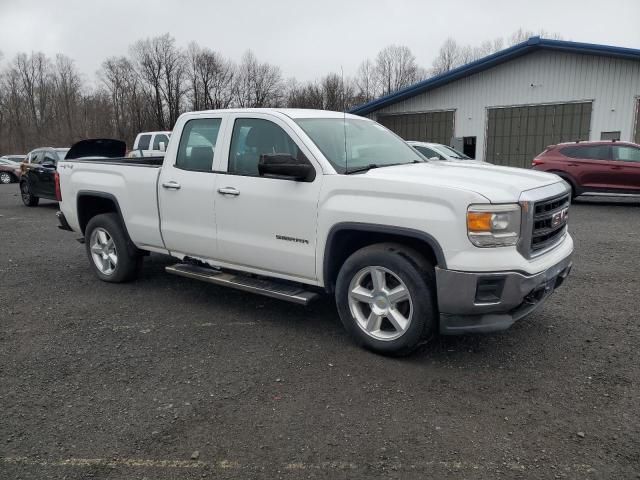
xmin=436 ymin=253 xmax=573 ymax=334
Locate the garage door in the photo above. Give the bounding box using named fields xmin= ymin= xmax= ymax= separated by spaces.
xmin=634 ymin=99 xmax=640 ymax=145
xmin=486 ymin=102 xmax=592 ymax=168
xmin=377 ymin=111 xmax=455 ymax=145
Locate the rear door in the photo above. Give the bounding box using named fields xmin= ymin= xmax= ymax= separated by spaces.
xmin=158 ymin=115 xmax=227 ymax=259
xmin=561 ymin=145 xmax=614 ymax=190
xmin=611 ymin=145 xmax=640 ymax=192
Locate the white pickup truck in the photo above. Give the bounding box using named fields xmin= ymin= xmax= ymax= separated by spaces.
xmin=56 ymin=109 xmax=573 ymax=355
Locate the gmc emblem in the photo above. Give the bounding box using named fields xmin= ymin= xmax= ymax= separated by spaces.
xmin=551 ymin=207 xmax=569 ymax=227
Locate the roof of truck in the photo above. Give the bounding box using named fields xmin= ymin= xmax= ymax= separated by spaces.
xmin=182 ymin=108 xmax=363 ymax=120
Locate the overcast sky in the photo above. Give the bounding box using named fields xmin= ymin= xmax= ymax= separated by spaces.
xmin=0 ymin=0 xmax=638 ymax=85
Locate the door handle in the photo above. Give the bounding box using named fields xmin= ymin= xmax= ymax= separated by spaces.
xmin=217 ymin=187 xmax=240 ymax=196
xmin=162 ymin=181 xmax=181 ymax=190
xmin=611 ymin=166 xmax=623 ymax=170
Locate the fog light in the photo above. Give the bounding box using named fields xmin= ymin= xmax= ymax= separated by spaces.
xmin=475 ymin=277 xmax=505 ymax=303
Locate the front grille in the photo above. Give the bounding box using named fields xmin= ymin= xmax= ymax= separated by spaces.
xmin=530 ymin=193 xmax=570 ymax=254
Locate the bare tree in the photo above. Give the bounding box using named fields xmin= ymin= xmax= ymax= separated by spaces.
xmin=375 ymin=45 xmax=419 ymax=96
xmin=354 ymin=59 xmax=378 ymax=103
xmin=234 ymin=51 xmax=283 ymax=108
xmin=431 ymin=38 xmax=461 ymax=76
xmin=52 ymin=54 xmax=82 ymax=144
xmin=187 ymin=43 xmax=235 ymax=111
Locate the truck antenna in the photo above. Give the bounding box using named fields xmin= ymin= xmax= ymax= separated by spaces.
xmin=341 ymin=66 xmax=348 ymax=172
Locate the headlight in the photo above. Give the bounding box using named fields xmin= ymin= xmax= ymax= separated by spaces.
xmin=467 ymin=204 xmax=521 ymax=247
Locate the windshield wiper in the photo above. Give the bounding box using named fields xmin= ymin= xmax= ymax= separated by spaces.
xmin=344 ymin=160 xmax=423 ymax=175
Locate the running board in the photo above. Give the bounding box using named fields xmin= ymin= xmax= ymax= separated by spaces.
xmin=165 ymin=263 xmax=319 ymax=305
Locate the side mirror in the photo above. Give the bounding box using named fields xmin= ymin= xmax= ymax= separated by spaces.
xmin=429 ymin=156 xmax=440 ymax=161
xmin=159 ymin=141 xmax=166 ymax=152
xmin=258 ymin=154 xmax=315 ymax=181
xmin=42 ymin=160 xmax=56 ymax=168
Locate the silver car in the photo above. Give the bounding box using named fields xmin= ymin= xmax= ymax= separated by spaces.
xmin=407 ymin=141 xmax=482 ymax=162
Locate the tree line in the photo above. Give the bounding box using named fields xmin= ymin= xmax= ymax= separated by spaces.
xmin=0 ymin=28 xmax=558 ymax=153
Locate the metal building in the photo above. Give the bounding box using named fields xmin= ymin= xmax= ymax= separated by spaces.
xmin=350 ymin=37 xmax=640 ymax=168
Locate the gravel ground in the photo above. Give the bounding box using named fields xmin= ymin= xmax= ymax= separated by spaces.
xmin=0 ymin=183 xmax=638 ymax=480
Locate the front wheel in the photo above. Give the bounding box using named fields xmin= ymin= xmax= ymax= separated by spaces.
xmin=0 ymin=172 xmax=14 ymax=184
xmin=335 ymin=243 xmax=437 ymax=356
xmin=85 ymin=213 xmax=142 ymax=283
xmin=20 ymin=182 xmax=39 ymax=206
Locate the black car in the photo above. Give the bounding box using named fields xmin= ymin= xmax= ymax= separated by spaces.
xmin=20 ymin=147 xmax=70 ymax=206
xmin=20 ymin=140 xmax=125 ymax=207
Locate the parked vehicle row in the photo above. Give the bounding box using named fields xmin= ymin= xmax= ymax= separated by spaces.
xmin=55 ymin=108 xmax=573 ymax=356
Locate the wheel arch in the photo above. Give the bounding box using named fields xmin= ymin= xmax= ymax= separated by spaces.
xmin=547 ymin=170 xmax=579 ymax=195
xmin=78 ymin=191 xmax=144 ymax=256
xmin=322 ymin=222 xmax=446 ymax=293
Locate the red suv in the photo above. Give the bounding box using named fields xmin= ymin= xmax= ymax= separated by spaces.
xmin=532 ymin=141 xmax=640 ymax=198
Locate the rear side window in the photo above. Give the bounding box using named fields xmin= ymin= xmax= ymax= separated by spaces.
xmin=560 ymin=145 xmax=610 ymax=160
xmin=153 ymin=134 xmax=169 ymax=150
xmin=613 ymin=146 xmax=640 ymax=162
xmin=176 ymin=118 xmax=222 ymax=171
xmin=137 ymin=135 xmax=151 ymax=150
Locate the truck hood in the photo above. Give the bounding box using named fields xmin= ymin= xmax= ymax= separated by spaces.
xmin=362 ymin=160 xmax=561 ymax=203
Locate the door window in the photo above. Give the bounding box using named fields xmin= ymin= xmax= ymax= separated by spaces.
xmin=153 ymin=134 xmax=169 ymax=150
xmin=137 ymin=135 xmax=151 ymax=150
xmin=613 ymin=146 xmax=640 ymax=162
xmin=561 ymin=145 xmax=610 ymax=160
xmin=42 ymin=151 xmax=58 ymax=166
xmin=175 ymin=118 xmax=222 ymax=171
xmin=228 ymin=118 xmax=304 ymax=176
xmin=30 ymin=151 xmax=43 ymax=164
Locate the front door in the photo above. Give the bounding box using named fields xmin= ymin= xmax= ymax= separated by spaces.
xmin=158 ymin=116 xmax=227 ymax=259
xmin=611 ymin=144 xmax=640 ymax=192
xmin=36 ymin=150 xmax=59 ymax=199
xmin=214 ymin=114 xmax=322 ymax=281
xmin=24 ymin=150 xmax=43 ymax=196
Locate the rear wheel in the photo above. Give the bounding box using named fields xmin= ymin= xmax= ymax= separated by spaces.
xmin=20 ymin=181 xmax=39 ymax=206
xmin=335 ymin=243 xmax=437 ymax=356
xmin=0 ymin=172 xmax=13 ymax=184
xmin=85 ymin=213 xmax=142 ymax=283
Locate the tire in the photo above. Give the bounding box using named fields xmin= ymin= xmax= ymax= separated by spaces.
xmin=20 ymin=181 xmax=39 ymax=207
xmin=0 ymin=172 xmax=13 ymax=184
xmin=335 ymin=243 xmax=437 ymax=356
xmin=85 ymin=213 xmax=142 ymax=283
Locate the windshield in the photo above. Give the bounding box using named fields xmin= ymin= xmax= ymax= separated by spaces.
xmin=295 ymin=118 xmax=422 ymax=173
xmin=433 ymin=144 xmax=470 ymax=160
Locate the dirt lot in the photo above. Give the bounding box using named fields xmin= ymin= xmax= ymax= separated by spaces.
xmin=0 ymin=183 xmax=638 ymax=479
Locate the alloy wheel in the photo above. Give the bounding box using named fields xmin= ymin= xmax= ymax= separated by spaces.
xmin=90 ymin=227 xmax=118 ymax=275
xmin=347 ymin=266 xmax=413 ymax=341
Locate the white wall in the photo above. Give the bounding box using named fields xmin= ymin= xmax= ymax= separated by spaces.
xmin=372 ymin=50 xmax=640 ymax=161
